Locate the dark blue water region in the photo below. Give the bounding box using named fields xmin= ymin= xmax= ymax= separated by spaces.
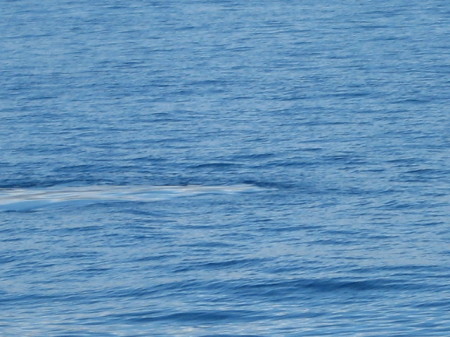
xmin=1 ymin=0 xmax=450 ymax=336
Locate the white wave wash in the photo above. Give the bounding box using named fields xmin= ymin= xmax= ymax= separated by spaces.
xmin=0 ymin=184 xmax=262 ymax=211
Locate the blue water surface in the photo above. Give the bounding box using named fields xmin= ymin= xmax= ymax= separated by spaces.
xmin=1 ymin=1 xmax=450 ymax=336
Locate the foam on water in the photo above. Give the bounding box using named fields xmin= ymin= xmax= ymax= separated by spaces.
xmin=0 ymin=184 xmax=262 ymax=211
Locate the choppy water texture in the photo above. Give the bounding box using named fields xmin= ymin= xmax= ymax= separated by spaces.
xmin=1 ymin=1 xmax=450 ymax=336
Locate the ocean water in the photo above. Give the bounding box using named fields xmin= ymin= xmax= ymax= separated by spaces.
xmin=1 ymin=0 xmax=449 ymax=336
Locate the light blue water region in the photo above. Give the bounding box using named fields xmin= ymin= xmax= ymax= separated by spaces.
xmin=1 ymin=1 xmax=450 ymax=336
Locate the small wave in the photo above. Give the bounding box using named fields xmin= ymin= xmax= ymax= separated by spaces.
xmin=119 ymin=310 xmax=256 ymax=323
xmin=233 ymin=277 xmax=421 ymax=298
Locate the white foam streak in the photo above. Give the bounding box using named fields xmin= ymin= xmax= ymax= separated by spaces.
xmin=0 ymin=184 xmax=261 ymax=210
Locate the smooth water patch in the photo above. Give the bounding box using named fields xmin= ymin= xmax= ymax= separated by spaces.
xmin=0 ymin=184 xmax=262 ymax=211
